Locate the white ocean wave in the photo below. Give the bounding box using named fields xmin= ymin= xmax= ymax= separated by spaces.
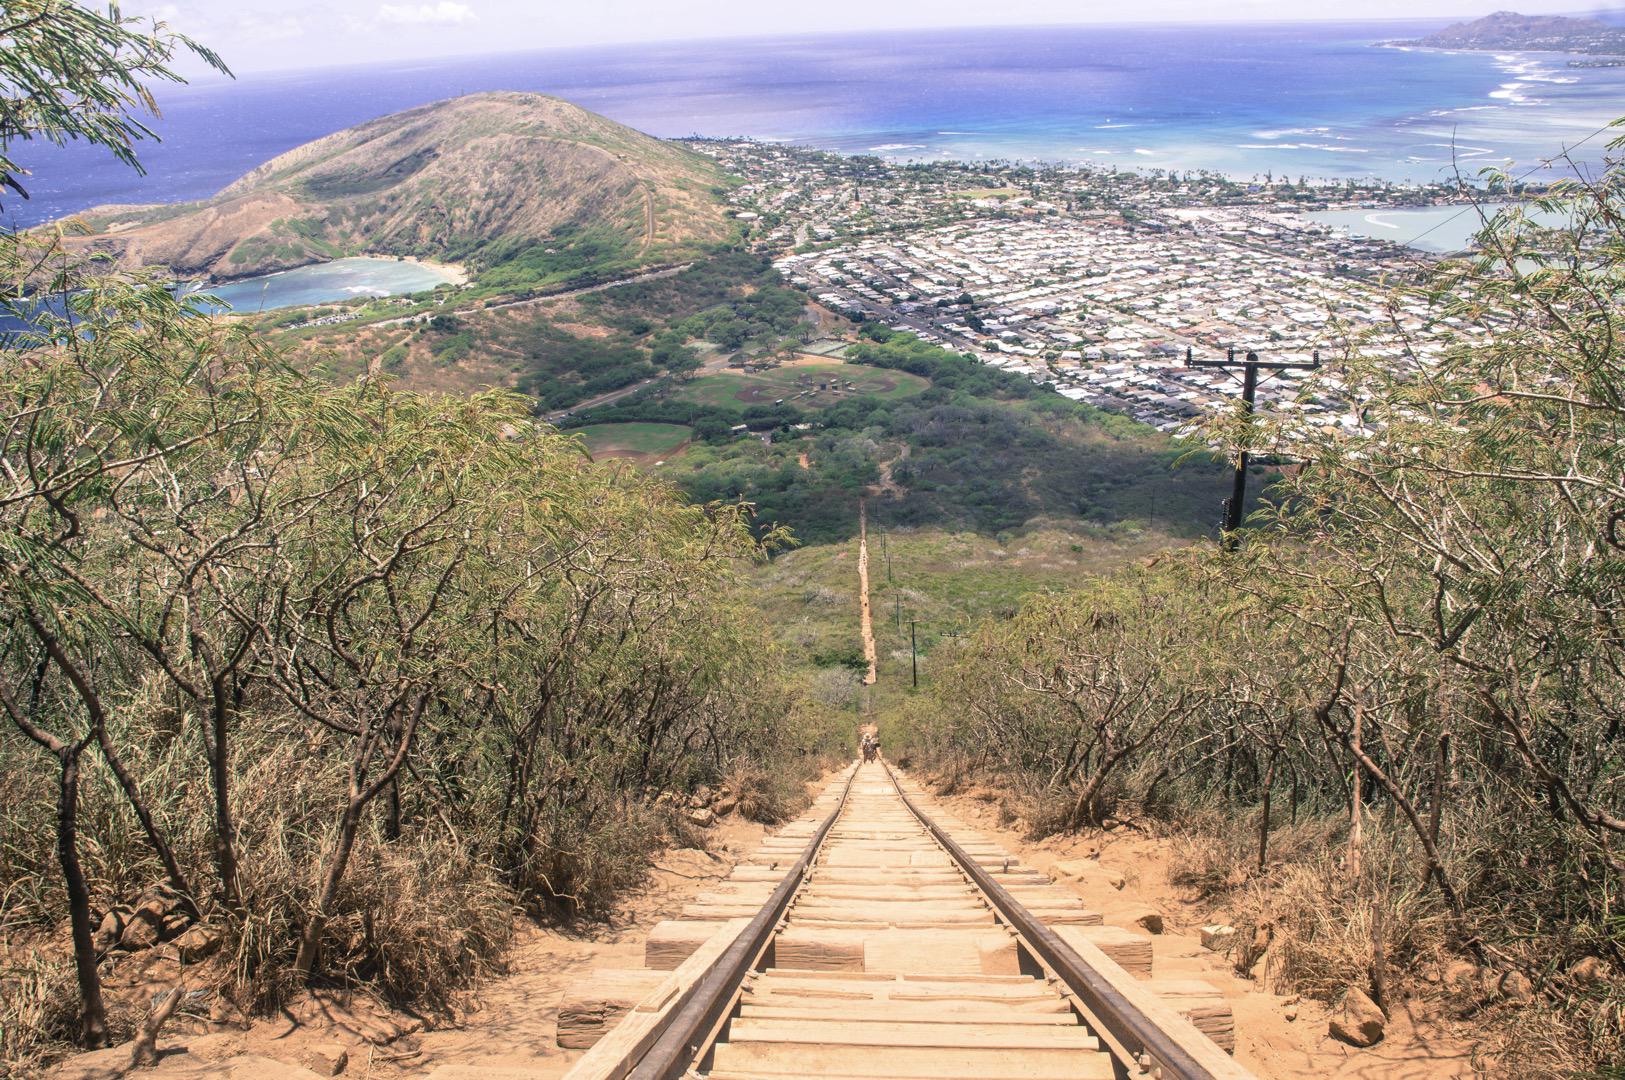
xmin=1423 ymin=142 xmax=1496 ymax=158
xmin=869 ymin=143 xmax=926 ymax=151
xmin=1252 ymin=126 xmax=1330 ymax=140
xmin=1236 ymin=143 xmax=1370 ymax=153
xmin=1131 ymin=148 xmax=1156 ymax=155
xmin=1094 ymin=122 xmax=1135 ymax=129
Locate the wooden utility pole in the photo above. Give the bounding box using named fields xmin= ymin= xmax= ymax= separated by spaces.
xmin=1185 ymin=347 xmax=1320 ymax=550
xmin=910 ymin=620 xmax=918 ymax=688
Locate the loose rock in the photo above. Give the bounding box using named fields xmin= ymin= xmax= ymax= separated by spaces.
xmin=1199 ymin=924 xmax=1236 ymax=952
xmin=175 ymin=924 xmax=223 ymax=963
xmin=1122 ymin=905 xmax=1164 ymax=934
xmin=301 ymin=1042 xmax=350 ymax=1077
xmin=1570 ymin=956 xmax=1604 ymax=986
xmin=118 ymin=906 xmax=164 ymax=951
xmin=93 ymin=909 xmax=125 ymax=954
xmin=1498 ymin=970 xmax=1533 ymax=1003
xmin=1328 ymin=987 xmax=1385 ymax=1047
xmin=685 ymin=807 xmax=716 ymax=828
xmin=1442 ymin=959 xmax=1478 ymax=996
xmin=714 ymin=795 xmax=738 ymax=817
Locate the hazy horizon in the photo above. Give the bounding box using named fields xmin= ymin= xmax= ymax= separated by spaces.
xmin=134 ymin=2 xmax=1625 ymax=75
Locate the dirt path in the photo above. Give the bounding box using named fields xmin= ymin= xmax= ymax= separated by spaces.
xmin=856 ymin=499 xmax=878 ymax=686
xmin=637 ymin=185 xmax=655 ymax=258
xmin=372 ymin=263 xmax=693 ymax=330
xmin=934 ymin=788 xmax=1479 ymax=1080
xmin=49 ymin=820 xmax=778 ymax=1080
xmin=541 ymin=374 xmax=663 ymax=422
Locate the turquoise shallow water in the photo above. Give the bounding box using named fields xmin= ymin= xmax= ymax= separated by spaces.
xmin=0 ymin=257 xmax=456 ymax=336
xmin=1307 ymin=204 xmax=1576 ymax=253
xmin=179 ymin=258 xmax=457 ymax=312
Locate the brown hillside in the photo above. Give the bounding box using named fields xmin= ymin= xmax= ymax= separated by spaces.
xmin=65 ymin=92 xmax=734 ymax=281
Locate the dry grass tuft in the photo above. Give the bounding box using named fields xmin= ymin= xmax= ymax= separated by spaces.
xmin=726 ymin=763 xmax=810 ymax=826
xmin=0 ymin=948 xmax=77 ymax=1077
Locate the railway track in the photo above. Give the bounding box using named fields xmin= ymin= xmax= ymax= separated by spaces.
xmin=560 ymin=762 xmax=1256 ymax=1080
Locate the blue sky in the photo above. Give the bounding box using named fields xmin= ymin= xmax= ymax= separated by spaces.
xmin=130 ymin=2 xmax=1624 ymax=73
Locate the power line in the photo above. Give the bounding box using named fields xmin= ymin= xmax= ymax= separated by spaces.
xmin=1389 ymin=119 xmax=1620 ymax=255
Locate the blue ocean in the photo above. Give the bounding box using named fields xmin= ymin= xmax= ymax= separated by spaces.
xmin=9 ymin=19 xmax=1625 ymax=230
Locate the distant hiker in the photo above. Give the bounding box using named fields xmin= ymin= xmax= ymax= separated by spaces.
xmin=861 ymin=734 xmax=877 ymax=763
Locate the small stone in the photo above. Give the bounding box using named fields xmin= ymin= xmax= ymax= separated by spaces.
xmin=161 ymin=911 xmax=191 ymax=939
xmin=119 ymin=906 xmax=164 ymax=951
xmin=134 ymin=897 xmax=169 ymax=922
xmin=1283 ymin=1007 xmax=1298 ymax=1022
xmin=714 ymin=796 xmax=738 ymax=817
xmin=1498 ymin=970 xmax=1533 ymax=1003
xmin=1200 ymin=924 xmax=1236 ymax=952
xmin=93 ymin=909 xmax=125 ymax=953
xmin=685 ymin=807 xmax=716 ymax=827
xmin=1442 ymin=959 xmax=1478 ymax=996
xmin=1329 ymin=987 xmax=1385 ymax=1047
xmin=301 ymin=1042 xmax=349 ymax=1077
xmin=1570 ymin=956 xmax=1604 ymax=986
xmin=175 ymin=924 xmax=223 ymax=963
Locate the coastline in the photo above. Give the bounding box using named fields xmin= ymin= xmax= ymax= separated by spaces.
xmin=384 ymin=253 xmax=471 ymax=287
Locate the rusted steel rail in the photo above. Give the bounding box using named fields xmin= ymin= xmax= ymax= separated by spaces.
xmin=622 ymin=764 xmax=860 ymax=1080
xmin=881 ymin=762 xmax=1257 ymax=1080
xmin=569 ymin=761 xmax=1257 ymax=1080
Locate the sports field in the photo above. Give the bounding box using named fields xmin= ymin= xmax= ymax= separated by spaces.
xmin=677 ymin=360 xmax=928 ymax=416
xmin=576 ymin=422 xmax=693 ymax=461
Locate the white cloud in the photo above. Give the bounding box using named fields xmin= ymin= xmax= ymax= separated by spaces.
xmin=375 ymin=2 xmax=477 ymax=26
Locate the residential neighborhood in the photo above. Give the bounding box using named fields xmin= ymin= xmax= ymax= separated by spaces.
xmin=693 ymin=140 xmax=1493 ymax=437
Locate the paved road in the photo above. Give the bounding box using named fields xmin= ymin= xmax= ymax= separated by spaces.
xmin=541 ymin=375 xmax=666 ymax=424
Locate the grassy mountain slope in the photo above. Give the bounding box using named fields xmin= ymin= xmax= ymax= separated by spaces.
xmin=68 ymin=92 xmax=735 ymax=282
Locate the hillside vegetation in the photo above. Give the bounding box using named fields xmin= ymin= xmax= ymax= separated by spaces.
xmin=574 ymin=327 xmax=1239 ymax=544
xmin=65 ymin=92 xmax=735 ymax=284
xmin=0 ymin=228 xmax=835 ymax=1073
xmin=893 ymin=161 xmax=1625 ymax=1074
